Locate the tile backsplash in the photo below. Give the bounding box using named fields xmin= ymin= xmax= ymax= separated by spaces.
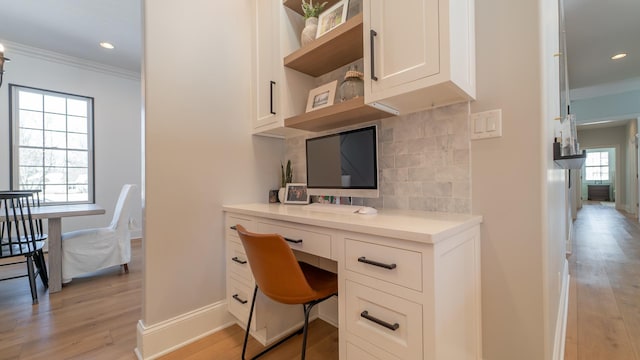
xmin=285 ymin=102 xmax=471 ymax=214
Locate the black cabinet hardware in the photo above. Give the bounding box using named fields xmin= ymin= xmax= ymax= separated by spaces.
xmin=232 ymin=256 xmax=247 ymax=265
xmin=360 ymin=310 xmax=399 ymax=331
xmin=358 ymin=256 xmax=396 ymax=270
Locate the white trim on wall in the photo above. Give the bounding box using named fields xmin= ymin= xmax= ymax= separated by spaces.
xmin=135 ymin=300 xmax=235 ymax=360
xmin=570 ymin=76 xmax=640 ymax=101
xmin=0 ymin=39 xmax=140 ymax=81
xmin=553 ymin=260 xmax=570 ymax=360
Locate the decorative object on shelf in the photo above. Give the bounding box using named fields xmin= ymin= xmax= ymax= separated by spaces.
xmin=279 ymin=160 xmax=293 ymax=203
xmin=306 ymin=80 xmax=337 ymax=112
xmin=316 ymin=0 xmax=349 ymax=39
xmin=346 ymin=0 xmax=362 ymax=19
xmin=301 ymin=17 xmax=319 ymax=46
xmin=339 ymin=64 xmax=364 ymax=102
xmin=284 ymin=183 xmax=310 ymax=204
xmin=0 ymin=43 xmax=11 ymax=88
xmin=301 ymin=0 xmax=327 ymax=46
xmin=269 ymin=189 xmax=278 ymax=203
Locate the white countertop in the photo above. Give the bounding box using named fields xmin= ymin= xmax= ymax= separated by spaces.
xmin=223 ymin=203 xmax=482 ymax=244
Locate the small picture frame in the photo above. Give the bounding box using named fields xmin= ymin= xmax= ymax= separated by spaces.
xmin=306 ymin=80 xmax=337 ymax=112
xmin=284 ymin=183 xmax=309 ymax=204
xmin=316 ymin=0 xmax=349 ymax=38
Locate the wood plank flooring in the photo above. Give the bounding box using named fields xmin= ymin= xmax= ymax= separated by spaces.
xmin=565 ymin=202 xmax=640 ymax=359
xmin=0 ymin=240 xmax=142 ymax=360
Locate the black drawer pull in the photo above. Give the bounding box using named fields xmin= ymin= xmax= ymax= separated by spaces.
xmin=370 ymin=29 xmax=378 ymax=81
xmin=284 ymin=237 xmax=303 ymax=244
xmin=358 ymin=256 xmax=396 ymax=270
xmin=232 ymin=294 xmax=248 ymax=304
xmin=231 ymin=256 xmax=247 ymax=265
xmin=270 ymin=81 xmax=276 ymax=115
xmin=230 ymin=225 xmax=237 ymax=230
xmin=360 ymin=310 xmax=399 ymax=331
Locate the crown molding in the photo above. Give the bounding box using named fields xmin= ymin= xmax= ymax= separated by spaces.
xmin=0 ymin=39 xmax=141 ymax=81
xmin=570 ymin=77 xmax=640 ymax=101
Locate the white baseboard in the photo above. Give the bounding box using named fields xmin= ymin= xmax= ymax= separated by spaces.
xmin=135 ymin=300 xmax=235 ymax=360
xmin=553 ymin=260 xmax=570 ymax=360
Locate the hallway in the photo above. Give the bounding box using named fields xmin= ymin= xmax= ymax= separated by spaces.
xmin=565 ymin=203 xmax=640 ymax=359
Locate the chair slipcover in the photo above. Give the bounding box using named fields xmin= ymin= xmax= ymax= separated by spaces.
xmin=61 ymin=184 xmax=135 ymax=282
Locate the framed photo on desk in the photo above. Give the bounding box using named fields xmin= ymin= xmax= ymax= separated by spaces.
xmin=284 ymin=183 xmax=309 ymax=204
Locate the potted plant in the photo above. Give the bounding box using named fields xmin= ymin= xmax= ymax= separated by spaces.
xmin=300 ymin=0 xmax=328 ymax=46
xmin=279 ymin=160 xmax=293 ymax=203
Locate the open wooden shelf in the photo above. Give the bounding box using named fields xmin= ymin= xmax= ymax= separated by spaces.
xmin=284 ymin=13 xmax=363 ymax=77
xmin=284 ymin=97 xmax=393 ymax=132
xmin=283 ymin=0 xmax=343 ymax=16
xmin=553 ymin=142 xmax=586 ymax=169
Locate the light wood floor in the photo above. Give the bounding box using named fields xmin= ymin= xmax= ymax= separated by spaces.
xmin=565 ymin=202 xmax=640 ymax=359
xmin=0 ymin=240 xmax=143 ymax=360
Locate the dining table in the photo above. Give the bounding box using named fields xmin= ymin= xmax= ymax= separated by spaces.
xmin=1 ymin=203 xmax=105 ymax=293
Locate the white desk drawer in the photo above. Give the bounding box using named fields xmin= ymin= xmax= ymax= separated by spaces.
xmin=345 ymin=280 xmax=423 ymax=360
xmin=345 ymin=238 xmax=422 ymax=291
xmin=346 ymin=341 xmax=401 ymax=360
xmin=227 ymin=276 xmax=259 ymax=330
xmin=226 ymin=241 xmax=253 ymax=283
xmin=257 ymin=221 xmax=331 ymax=258
xmin=225 ymin=214 xmax=254 ymax=236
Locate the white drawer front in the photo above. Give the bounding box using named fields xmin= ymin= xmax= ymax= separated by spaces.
xmin=227 ymin=241 xmax=253 ymax=283
xmin=345 ymin=238 xmax=422 ymax=291
xmin=345 ymin=280 xmax=423 ymax=360
xmin=227 ymin=276 xmax=260 ymax=331
xmin=257 ymin=221 xmax=331 ymax=258
xmin=225 ymin=214 xmax=255 ymax=236
xmin=346 ymin=341 xmax=401 ymax=360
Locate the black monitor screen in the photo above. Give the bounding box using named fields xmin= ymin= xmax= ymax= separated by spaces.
xmin=306 ymin=126 xmax=377 ymax=189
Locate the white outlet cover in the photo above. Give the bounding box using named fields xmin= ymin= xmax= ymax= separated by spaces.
xmin=471 ymin=109 xmax=502 ymax=140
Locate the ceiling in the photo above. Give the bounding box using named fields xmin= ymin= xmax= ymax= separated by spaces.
xmin=0 ymin=0 xmax=638 ymax=91
xmin=563 ymin=0 xmax=640 ymax=90
xmin=0 ymin=0 xmax=141 ymax=73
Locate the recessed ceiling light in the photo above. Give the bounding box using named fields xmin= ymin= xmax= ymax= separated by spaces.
xmin=99 ymin=42 xmax=115 ymax=50
xmin=611 ymin=53 xmax=627 ymax=60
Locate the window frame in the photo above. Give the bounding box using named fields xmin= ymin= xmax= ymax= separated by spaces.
xmin=584 ymin=150 xmax=610 ymax=182
xmin=9 ymin=84 xmax=95 ymax=205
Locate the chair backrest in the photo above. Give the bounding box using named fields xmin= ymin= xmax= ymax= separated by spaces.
xmin=0 ymin=192 xmax=41 ymax=258
xmin=235 ymin=224 xmax=315 ymax=304
xmin=109 ymin=184 xmax=136 ymax=231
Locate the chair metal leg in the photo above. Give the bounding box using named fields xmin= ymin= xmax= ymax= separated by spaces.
xmin=123 ymin=264 xmax=129 ymax=273
xmin=26 ymin=255 xmax=38 ymax=305
xmin=34 ymin=249 xmax=48 ymax=288
xmin=242 ymin=285 xmax=305 ymax=360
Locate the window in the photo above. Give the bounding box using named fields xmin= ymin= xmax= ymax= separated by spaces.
xmin=10 ymin=85 xmax=94 ymax=204
xmin=585 ymin=151 xmax=609 ymax=181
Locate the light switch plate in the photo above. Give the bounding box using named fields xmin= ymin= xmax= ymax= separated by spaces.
xmin=471 ymin=109 xmax=502 ymax=140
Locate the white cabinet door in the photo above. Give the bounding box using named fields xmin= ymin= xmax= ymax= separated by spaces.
xmin=366 ymin=0 xmax=439 ymax=100
xmin=253 ymin=0 xmax=281 ymax=131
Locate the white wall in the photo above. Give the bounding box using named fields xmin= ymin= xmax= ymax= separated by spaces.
xmin=0 ymin=41 xmax=142 ymax=234
xmin=472 ymin=0 xmax=568 ymax=358
xmin=140 ymin=0 xmax=285 ymax=357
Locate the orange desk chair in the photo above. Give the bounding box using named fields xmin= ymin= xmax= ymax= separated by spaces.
xmin=235 ymin=224 xmax=337 ymax=360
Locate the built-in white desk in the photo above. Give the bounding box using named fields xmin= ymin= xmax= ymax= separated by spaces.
xmin=223 ymin=203 xmax=482 ymax=359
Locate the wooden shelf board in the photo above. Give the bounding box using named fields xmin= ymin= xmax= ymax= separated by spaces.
xmin=283 ymin=0 xmax=343 ymax=16
xmin=284 ymin=97 xmax=393 ymax=132
xmin=284 ymin=13 xmax=363 ymax=77
xmin=553 ymin=143 xmax=586 ymax=169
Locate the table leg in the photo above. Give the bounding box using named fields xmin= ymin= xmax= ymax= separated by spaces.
xmin=48 ymin=218 xmax=62 ymax=293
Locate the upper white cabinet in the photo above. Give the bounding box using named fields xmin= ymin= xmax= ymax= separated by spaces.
xmin=365 ymin=0 xmax=476 ymax=114
xmin=252 ymin=0 xmax=280 ymax=132
xmin=251 ymin=0 xmax=314 ymax=137
xmin=252 ymin=0 xmax=476 ymax=135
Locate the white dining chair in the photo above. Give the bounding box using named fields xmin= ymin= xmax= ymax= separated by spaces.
xmin=61 ymin=184 xmax=136 ymax=283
